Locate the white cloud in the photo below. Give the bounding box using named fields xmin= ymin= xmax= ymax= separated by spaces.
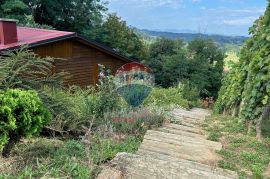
xmin=222 ymin=16 xmax=258 ymax=25
xmin=202 ymin=7 xmax=265 ymax=14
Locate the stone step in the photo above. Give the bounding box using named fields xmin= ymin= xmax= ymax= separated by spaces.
xmin=140 ymin=139 xmax=221 ymax=164
xmin=137 ymin=149 xmax=238 ymax=178
xmin=172 ymin=109 xmax=206 ymax=119
xmin=191 ymin=108 xmax=211 ymax=115
xmin=172 ymin=115 xmax=203 ymax=124
xmin=97 ymin=108 xmax=238 ymax=179
xmin=155 ymin=127 xmax=207 ymax=139
xmin=163 ymin=123 xmax=204 ymax=134
xmin=172 ymin=113 xmax=204 ymax=121
xmin=144 ymin=130 xmax=221 ymax=150
xmin=110 ymin=153 xmax=238 ymax=179
xmin=172 ymin=119 xmax=199 ymax=128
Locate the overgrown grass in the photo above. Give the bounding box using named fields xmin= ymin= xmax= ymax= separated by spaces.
xmin=203 ymin=115 xmax=270 ymax=178
xmin=0 ymin=105 xmax=166 ymax=178
xmin=104 ymin=108 xmax=166 ymax=135
xmin=0 ymin=136 xmax=141 ymax=179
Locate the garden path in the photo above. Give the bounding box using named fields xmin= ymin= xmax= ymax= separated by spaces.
xmin=98 ymin=108 xmax=238 ymax=179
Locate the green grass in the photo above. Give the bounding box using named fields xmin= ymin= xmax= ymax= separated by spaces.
xmin=203 ymin=115 xmax=270 ymax=178
xmin=0 ymin=136 xmax=142 ymax=179
xmin=207 ymin=131 xmax=222 ymax=141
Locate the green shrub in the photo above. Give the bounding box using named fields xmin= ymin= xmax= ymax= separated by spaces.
xmin=144 ymin=87 xmax=190 ymax=109
xmin=43 ymin=85 xmax=123 ymax=132
xmin=218 ymin=160 xmax=238 ymax=171
xmin=177 ymin=82 xmax=200 ymax=102
xmin=207 ymin=131 xmax=222 ymax=141
xmin=42 ymin=87 xmax=92 ymax=132
xmin=0 ymin=89 xmax=52 ymax=155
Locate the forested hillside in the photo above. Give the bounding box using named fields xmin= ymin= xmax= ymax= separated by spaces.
xmin=139 ymin=29 xmax=248 ymax=46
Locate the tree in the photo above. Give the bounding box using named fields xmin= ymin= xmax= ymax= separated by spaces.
xmin=149 ymin=38 xmax=180 ymax=58
xmin=22 ymin=0 xmax=107 ymax=36
xmin=100 ymin=14 xmax=147 ymax=60
xmin=0 ymin=0 xmax=29 ymax=23
xmin=144 ymin=38 xmax=185 ymax=86
xmin=145 ymin=37 xmax=225 ymax=97
xmin=187 ymin=39 xmax=225 ymax=98
xmin=159 ymin=48 xmax=188 ymax=87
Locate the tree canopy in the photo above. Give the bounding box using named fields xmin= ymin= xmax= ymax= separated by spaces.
xmin=98 ymin=14 xmax=147 ymax=60
xmin=144 ymin=38 xmax=225 ymax=98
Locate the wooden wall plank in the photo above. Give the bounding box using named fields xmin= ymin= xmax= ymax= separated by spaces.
xmin=33 ymin=39 xmax=128 ymax=87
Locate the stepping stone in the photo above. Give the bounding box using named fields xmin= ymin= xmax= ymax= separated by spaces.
xmin=163 ymin=123 xmax=204 ymax=134
xmin=140 ymin=139 xmax=221 ymax=164
xmin=155 ymin=127 xmax=207 ymax=139
xmin=172 ymin=116 xmax=204 ymax=124
xmin=136 ymin=149 xmax=237 ymax=178
xmin=172 ymin=119 xmax=200 ymax=128
xmin=109 ymin=153 xmax=238 ymax=179
xmin=144 ymin=130 xmax=222 ymax=150
xmin=172 ymin=108 xmax=209 ymax=120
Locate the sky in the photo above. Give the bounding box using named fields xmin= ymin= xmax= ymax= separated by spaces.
xmin=107 ymin=0 xmax=268 ymax=36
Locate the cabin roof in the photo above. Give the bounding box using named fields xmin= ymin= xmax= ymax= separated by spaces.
xmin=0 ymin=26 xmax=134 ymax=63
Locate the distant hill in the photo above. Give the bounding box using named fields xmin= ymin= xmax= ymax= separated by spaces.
xmin=138 ymin=29 xmax=248 ymax=46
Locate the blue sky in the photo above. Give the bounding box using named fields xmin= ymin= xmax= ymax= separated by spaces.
xmin=107 ymin=0 xmax=268 ymax=36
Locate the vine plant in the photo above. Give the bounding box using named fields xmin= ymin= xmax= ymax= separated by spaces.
xmin=215 ymin=2 xmax=270 ymax=140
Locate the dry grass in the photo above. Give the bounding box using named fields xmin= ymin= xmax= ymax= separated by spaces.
xmin=0 ymin=138 xmax=64 ymax=176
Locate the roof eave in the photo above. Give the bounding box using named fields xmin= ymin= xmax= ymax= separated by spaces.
xmin=0 ymin=33 xmax=135 ymax=63
xmin=0 ymin=33 xmax=76 ymax=53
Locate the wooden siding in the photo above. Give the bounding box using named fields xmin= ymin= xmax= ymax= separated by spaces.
xmin=33 ymin=39 xmax=127 ymax=87
xmin=33 ymin=41 xmax=72 ymax=58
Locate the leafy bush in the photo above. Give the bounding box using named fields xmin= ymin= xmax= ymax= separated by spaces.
xmin=42 ymin=87 xmax=89 ymax=132
xmin=177 ymin=82 xmax=202 ymax=107
xmin=0 ymin=89 xmax=52 ymax=155
xmin=44 ymin=84 xmax=124 ymax=133
xmin=95 ymin=75 xmax=122 ymax=117
xmin=207 ymin=131 xmax=222 ymax=141
xmin=144 ymin=87 xmax=190 ymax=109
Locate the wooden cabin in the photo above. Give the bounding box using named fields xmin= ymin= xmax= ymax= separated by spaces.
xmin=0 ymin=19 xmax=133 ymax=87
